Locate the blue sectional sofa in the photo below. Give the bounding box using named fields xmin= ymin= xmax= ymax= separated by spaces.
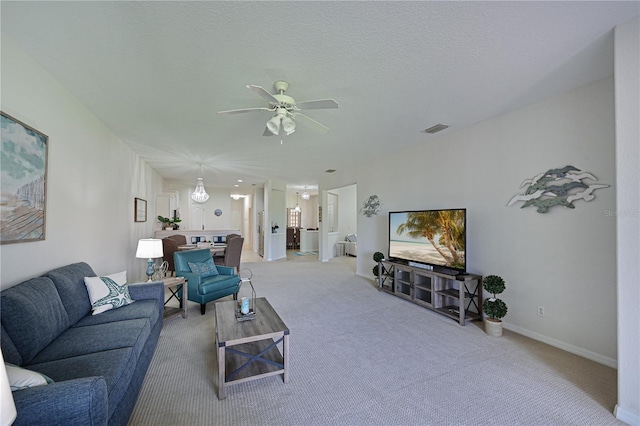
xmin=1 ymin=262 xmax=163 ymax=426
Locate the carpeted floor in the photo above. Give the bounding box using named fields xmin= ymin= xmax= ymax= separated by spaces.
xmin=129 ymin=259 xmax=621 ymax=426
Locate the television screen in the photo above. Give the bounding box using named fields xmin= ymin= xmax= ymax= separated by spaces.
xmin=389 ymin=209 xmax=466 ymax=273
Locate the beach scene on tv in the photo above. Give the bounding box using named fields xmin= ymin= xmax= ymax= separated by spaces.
xmin=389 ymin=210 xmax=466 ymax=270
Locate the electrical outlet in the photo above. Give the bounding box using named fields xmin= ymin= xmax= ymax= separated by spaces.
xmin=537 ymin=306 xmax=545 ymax=317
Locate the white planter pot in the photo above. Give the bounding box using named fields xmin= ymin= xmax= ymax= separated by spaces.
xmin=484 ymin=318 xmax=503 ymax=336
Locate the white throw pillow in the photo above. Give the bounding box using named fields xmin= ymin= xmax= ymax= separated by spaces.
xmin=84 ymin=271 xmax=134 ymax=315
xmin=5 ymin=364 xmax=53 ymax=391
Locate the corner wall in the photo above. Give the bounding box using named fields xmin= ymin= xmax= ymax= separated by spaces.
xmin=1 ymin=36 xmax=163 ymax=287
xmin=614 ymin=16 xmax=640 ymax=426
xmin=355 ymin=76 xmax=617 ymax=366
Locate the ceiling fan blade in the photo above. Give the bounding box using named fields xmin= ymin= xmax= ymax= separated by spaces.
xmin=292 ymin=113 xmax=330 ymax=133
xmin=263 ymin=126 xmax=277 ymax=137
xmin=295 ymin=99 xmax=339 ymax=110
xmin=246 ymin=85 xmax=280 ymax=105
xmin=218 ymin=107 xmax=271 ymax=115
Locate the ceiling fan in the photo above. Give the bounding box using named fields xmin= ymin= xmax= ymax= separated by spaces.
xmin=217 ymin=81 xmax=338 ymax=137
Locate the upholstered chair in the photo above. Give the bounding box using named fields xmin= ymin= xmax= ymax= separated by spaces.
xmin=162 ymin=238 xmax=179 ymax=275
xmin=213 ymin=233 xmax=240 ymax=260
xmin=167 ymin=234 xmax=187 ymax=246
xmin=174 ymin=249 xmax=240 ymax=315
xmin=214 ymin=236 xmax=244 ymax=273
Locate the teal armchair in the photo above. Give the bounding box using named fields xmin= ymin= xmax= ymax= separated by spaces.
xmin=174 ymin=249 xmax=240 ymax=315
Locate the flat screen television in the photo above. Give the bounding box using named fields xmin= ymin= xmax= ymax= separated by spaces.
xmin=388 ymin=209 xmax=466 ymax=274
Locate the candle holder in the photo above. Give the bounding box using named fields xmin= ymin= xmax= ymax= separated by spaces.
xmin=235 ymin=268 xmax=256 ymax=321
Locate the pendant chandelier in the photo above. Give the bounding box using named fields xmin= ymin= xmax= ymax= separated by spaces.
xmin=294 ymin=192 xmax=301 ymax=213
xmin=191 ymin=165 xmax=209 ymax=203
xmin=301 ymin=187 xmax=310 ymax=200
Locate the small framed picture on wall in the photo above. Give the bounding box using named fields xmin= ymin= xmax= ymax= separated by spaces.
xmin=134 ymin=198 xmax=147 ymax=222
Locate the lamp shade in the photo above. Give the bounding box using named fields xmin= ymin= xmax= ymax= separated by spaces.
xmin=282 ymin=116 xmax=296 ymax=135
xmin=135 ymin=239 xmax=163 ymax=259
xmin=266 ymin=116 xmax=281 ymax=135
xmin=0 ymin=350 xmax=17 ymax=426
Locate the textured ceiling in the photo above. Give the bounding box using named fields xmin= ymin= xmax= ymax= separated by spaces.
xmin=1 ymin=1 xmax=638 ymax=192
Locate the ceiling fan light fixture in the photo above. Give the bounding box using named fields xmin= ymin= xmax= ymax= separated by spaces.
xmin=282 ymin=116 xmax=296 ymax=135
xmin=219 ymin=81 xmax=337 ymax=137
xmin=266 ymin=116 xmax=281 ymax=135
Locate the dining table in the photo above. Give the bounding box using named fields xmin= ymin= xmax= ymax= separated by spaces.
xmin=177 ymin=244 xmax=226 ymax=255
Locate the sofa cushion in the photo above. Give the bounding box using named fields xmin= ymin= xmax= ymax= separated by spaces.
xmin=84 ymin=271 xmax=134 ymax=315
xmin=29 ymin=318 xmax=151 ymax=365
xmin=1 ymin=326 xmax=22 ymax=365
xmin=6 ymin=363 xmax=54 ymax=390
xmin=27 ymin=348 xmax=137 ymax=421
xmin=72 ymin=299 xmax=160 ymax=330
xmin=44 ymin=262 xmax=96 ymax=325
xmin=199 ymin=275 xmax=239 ymax=295
xmin=188 ymin=258 xmax=219 ymax=277
xmin=0 ymin=277 xmax=70 ymax=364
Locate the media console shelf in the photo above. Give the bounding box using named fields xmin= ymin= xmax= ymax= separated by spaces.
xmin=377 ymin=260 xmax=482 ymax=325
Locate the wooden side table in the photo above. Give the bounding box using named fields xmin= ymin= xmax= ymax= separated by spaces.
xmin=162 ymin=277 xmax=188 ymax=319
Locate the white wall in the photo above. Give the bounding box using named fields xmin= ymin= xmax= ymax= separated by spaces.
xmin=336 ymin=184 xmax=357 ymax=239
xmin=301 ymin=196 xmax=318 ymax=229
xmin=614 ymin=16 xmax=640 ymax=426
xmin=354 ymin=77 xmax=618 ymax=366
xmin=162 ymin=184 xmax=236 ymax=232
xmin=0 ymin=36 xmax=164 ymax=286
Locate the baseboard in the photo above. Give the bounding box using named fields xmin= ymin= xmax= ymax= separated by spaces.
xmin=615 ymin=404 xmax=640 ymax=426
xmin=504 ymin=323 xmax=617 ymax=369
xmin=357 ymin=272 xmax=376 ymax=281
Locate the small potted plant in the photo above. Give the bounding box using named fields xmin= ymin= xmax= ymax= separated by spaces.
xmin=158 ymin=215 xmax=182 ymax=230
xmin=482 ymin=275 xmax=508 ymax=336
xmin=372 ymin=251 xmax=385 ymax=277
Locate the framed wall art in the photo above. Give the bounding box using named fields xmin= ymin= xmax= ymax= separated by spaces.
xmin=134 ymin=197 xmax=147 ymax=222
xmin=1 ymin=112 xmax=49 ymax=244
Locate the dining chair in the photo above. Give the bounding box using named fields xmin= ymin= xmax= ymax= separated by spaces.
xmin=214 ymin=236 xmax=244 ymax=273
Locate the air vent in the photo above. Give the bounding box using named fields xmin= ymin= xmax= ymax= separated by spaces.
xmin=423 ymin=124 xmax=449 ymax=134
xmin=325 ymin=169 xmax=336 ymax=173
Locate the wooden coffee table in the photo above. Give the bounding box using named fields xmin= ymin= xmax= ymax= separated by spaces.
xmin=214 ymin=297 xmax=289 ymax=399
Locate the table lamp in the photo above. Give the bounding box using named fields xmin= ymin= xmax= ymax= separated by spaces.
xmin=1 ymin=350 xmax=17 ymax=426
xmin=136 ymin=239 xmax=163 ymax=282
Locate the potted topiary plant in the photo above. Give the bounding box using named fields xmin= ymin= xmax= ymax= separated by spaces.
xmin=482 ymin=275 xmax=508 ymax=336
xmin=372 ymin=251 xmax=385 ymax=277
xmin=158 ymin=215 xmax=182 ymax=230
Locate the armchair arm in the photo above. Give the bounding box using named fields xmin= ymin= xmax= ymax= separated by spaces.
xmin=216 ymin=266 xmax=236 ymax=276
xmin=175 ymin=271 xmax=202 ymax=300
xmin=12 ymin=377 xmax=108 ymax=426
xmin=175 ymin=271 xmax=201 ymax=287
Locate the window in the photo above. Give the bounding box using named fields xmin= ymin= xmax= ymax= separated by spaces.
xmin=287 ymin=208 xmax=301 ymax=228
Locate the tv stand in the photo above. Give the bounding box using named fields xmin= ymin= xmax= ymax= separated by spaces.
xmin=408 ymin=261 xmax=432 ymax=270
xmin=377 ymin=260 xmax=482 ymax=325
